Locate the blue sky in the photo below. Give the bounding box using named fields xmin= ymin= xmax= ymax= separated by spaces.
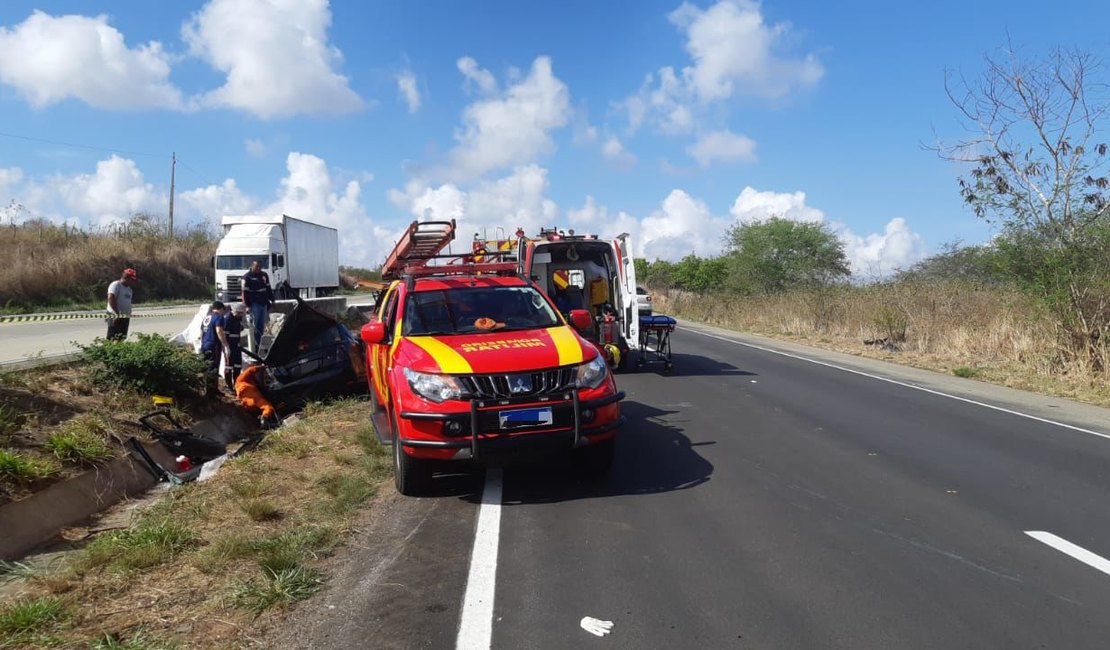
xmin=1 ymin=0 xmax=1107 ymax=275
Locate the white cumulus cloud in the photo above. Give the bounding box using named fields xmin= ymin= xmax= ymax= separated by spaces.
xmin=601 ymin=137 xmax=637 ymax=170
xmin=640 ymin=190 xmax=730 ymax=262
xmin=457 ymin=56 xmax=498 ymax=95
xmin=729 ymin=186 xmax=824 ymax=223
xmin=670 ymin=0 xmax=824 ymax=102
xmin=180 ymin=178 xmax=257 ymax=222
xmin=618 ymin=0 xmax=822 ymax=135
xmin=0 ymin=11 xmax=182 ymax=110
xmin=444 ymin=56 xmax=570 ymax=181
xmin=838 ymin=217 xmax=927 ymax=278
xmin=396 ymin=71 xmax=421 ymax=113
xmin=687 ymin=130 xmax=757 ymax=167
xmin=183 ymin=0 xmax=364 ymax=118
xmin=57 ymin=156 xmax=166 ymax=226
xmin=389 ymin=165 xmax=561 ymax=246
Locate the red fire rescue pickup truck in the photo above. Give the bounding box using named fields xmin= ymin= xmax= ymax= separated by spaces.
xmin=361 ymin=220 xmax=626 ymax=495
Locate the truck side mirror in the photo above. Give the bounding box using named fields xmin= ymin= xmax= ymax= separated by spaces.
xmin=568 ymin=309 xmax=593 ymax=331
xmin=360 ymin=322 xmax=386 ymax=345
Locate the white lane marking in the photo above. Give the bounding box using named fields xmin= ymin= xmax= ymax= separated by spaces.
xmin=687 ymin=327 xmax=1110 ymax=442
xmin=456 ymin=467 xmax=503 ymax=650
xmin=1026 ymin=531 xmax=1110 ymax=577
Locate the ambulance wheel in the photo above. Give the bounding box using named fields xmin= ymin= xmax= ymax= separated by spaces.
xmin=392 ymin=413 xmax=431 ymax=496
xmin=574 ymin=437 xmax=615 ymax=477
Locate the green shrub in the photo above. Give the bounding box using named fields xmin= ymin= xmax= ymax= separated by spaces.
xmin=0 ymin=449 xmax=58 ymax=486
xmin=872 ymin=305 xmax=909 ymax=342
xmin=79 ymin=334 xmax=208 ymax=396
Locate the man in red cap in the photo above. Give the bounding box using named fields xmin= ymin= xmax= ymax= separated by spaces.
xmin=106 ymin=268 xmax=138 ymax=341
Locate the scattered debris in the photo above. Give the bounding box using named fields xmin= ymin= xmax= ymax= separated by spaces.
xmin=864 ymin=337 xmax=902 ymax=352
xmin=580 ymin=616 xmax=614 ymax=637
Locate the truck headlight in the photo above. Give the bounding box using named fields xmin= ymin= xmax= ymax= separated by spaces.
xmin=403 ymin=368 xmax=463 ymax=403
xmin=575 ymin=355 xmax=608 ymax=390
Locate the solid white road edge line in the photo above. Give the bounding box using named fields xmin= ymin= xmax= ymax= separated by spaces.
xmin=456 ymin=467 xmax=503 ymax=650
xmin=1025 ymin=531 xmax=1110 ymax=577
xmin=687 ymin=327 xmax=1110 ymax=442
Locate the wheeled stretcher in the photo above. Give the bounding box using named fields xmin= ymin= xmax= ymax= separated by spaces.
xmin=637 ymin=314 xmax=676 ymax=372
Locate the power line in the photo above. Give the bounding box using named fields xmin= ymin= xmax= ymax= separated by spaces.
xmin=0 ymin=130 xmax=169 ymax=159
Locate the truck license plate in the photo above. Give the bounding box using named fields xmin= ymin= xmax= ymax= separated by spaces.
xmin=499 ymin=407 xmax=553 ymax=430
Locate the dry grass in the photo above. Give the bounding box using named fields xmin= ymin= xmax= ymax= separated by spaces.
xmin=656 ymin=280 xmax=1110 ymax=407
xmin=0 ymin=217 xmax=217 ymax=313
xmin=0 ymin=397 xmax=391 ymax=649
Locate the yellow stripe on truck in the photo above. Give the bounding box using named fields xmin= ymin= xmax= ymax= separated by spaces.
xmin=548 ymin=326 xmax=585 ymax=366
xmin=407 ymin=336 xmax=474 ymax=374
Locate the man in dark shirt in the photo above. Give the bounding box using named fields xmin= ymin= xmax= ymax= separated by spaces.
xmin=200 ymin=302 xmax=229 ymax=397
xmin=223 ymin=303 xmax=246 ymax=391
xmin=241 ymin=259 xmax=274 ymax=348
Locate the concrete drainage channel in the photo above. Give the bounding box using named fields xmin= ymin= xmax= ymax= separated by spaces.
xmin=0 ymin=411 xmax=257 ymax=561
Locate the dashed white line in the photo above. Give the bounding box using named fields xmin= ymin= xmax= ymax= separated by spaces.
xmin=456 ymin=467 xmax=503 ymax=650
xmin=1026 ymin=531 xmax=1110 ymax=577
xmin=687 ymin=326 xmax=1110 ymax=442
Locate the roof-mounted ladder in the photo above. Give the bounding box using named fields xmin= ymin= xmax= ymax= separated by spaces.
xmin=381 ymin=220 xmax=457 ymax=280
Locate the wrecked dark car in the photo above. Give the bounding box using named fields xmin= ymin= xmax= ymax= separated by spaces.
xmin=246 ymin=299 xmax=366 ymax=412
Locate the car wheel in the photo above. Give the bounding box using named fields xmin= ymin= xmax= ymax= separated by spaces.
xmin=574 ymin=437 xmax=615 ymax=477
xmin=392 ymin=412 xmax=432 ymax=496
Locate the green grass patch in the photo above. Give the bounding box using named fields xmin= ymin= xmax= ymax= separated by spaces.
xmin=260 ymin=428 xmax=314 ymax=458
xmin=315 ymin=471 xmax=376 ymax=516
xmin=241 ymin=499 xmax=283 ymax=522
xmin=0 ymin=595 xmax=69 ymax=647
xmin=228 ymin=475 xmax=270 ymax=499
xmin=0 ymin=448 xmax=58 ymax=486
xmin=952 ymin=366 xmax=981 ymax=378
xmin=78 ymin=517 xmax=198 ymax=573
xmin=44 ymin=415 xmax=116 ymax=465
xmin=91 ymin=629 xmax=177 ymax=650
xmin=232 ymin=566 xmax=324 ymax=615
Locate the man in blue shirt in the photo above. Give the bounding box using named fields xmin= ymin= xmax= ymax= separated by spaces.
xmin=200 ymin=301 xmax=229 ymax=397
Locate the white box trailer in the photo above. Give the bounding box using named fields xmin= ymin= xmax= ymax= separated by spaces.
xmin=214 ymin=215 xmax=339 ymax=302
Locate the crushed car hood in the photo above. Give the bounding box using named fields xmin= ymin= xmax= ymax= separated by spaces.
xmin=397 ymin=326 xmax=593 ymax=374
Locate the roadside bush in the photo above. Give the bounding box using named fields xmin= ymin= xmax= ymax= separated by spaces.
xmin=79 ymin=334 xmax=207 ymax=397
xmin=44 ymin=416 xmax=116 ymax=465
xmin=0 ymin=401 xmax=26 ymax=438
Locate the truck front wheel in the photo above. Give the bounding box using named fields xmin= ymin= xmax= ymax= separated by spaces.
xmin=392 ymin=413 xmax=432 ymax=496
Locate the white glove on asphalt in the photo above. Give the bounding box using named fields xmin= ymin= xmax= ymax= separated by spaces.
xmin=580 ymin=616 xmax=614 ymax=637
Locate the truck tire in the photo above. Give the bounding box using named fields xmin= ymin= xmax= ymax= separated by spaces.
xmin=392 ymin=412 xmax=432 ymax=496
xmin=574 ymin=437 xmax=615 ymax=477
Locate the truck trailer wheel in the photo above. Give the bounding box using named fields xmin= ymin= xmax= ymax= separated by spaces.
xmin=392 ymin=414 xmax=432 ymax=496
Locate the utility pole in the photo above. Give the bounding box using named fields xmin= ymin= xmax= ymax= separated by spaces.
xmin=168 ymin=152 xmax=176 ymax=238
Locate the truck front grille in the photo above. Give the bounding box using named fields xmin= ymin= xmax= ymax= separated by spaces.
xmin=459 ymin=367 xmax=575 ymax=399
xmin=225 ymin=277 xmax=242 ymax=294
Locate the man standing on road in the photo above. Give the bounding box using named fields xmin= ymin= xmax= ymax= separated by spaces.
xmin=241 ymin=259 xmax=274 ymax=348
xmin=106 ymin=268 xmax=138 ymax=341
xmin=200 ymin=301 xmax=230 ymax=397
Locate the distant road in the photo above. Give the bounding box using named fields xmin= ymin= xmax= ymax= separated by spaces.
xmin=0 ymin=296 xmax=374 ymax=369
xmin=0 ymin=306 xmax=198 ymax=368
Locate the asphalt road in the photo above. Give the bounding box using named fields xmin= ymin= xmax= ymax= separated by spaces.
xmin=276 ymin=320 xmax=1110 ymax=649
xmin=0 ymin=307 xmax=196 ymax=366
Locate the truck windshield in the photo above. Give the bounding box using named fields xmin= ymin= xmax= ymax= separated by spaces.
xmin=403 ymin=286 xmax=560 ymax=336
xmin=216 ymin=255 xmax=268 ymax=270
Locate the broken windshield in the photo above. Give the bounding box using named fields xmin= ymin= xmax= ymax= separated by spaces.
xmin=402 ymin=286 xmax=560 ymax=336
